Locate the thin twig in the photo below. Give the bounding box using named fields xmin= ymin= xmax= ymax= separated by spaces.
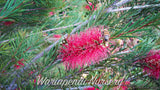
xmin=108 ymin=4 xmax=160 ymax=12
xmin=104 ymin=0 xmax=133 ymax=12
xmin=70 ymin=15 xmax=96 ymax=35
xmin=25 ymin=8 xmax=46 ymax=11
xmin=42 ymin=23 xmax=81 ymax=33
xmin=115 ymin=0 xmax=133 ymax=7
xmin=0 ymin=23 xmax=80 ymax=44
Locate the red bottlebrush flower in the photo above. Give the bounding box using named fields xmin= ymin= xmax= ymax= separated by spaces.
xmin=34 ymin=79 xmax=36 ymax=84
xmin=49 ymin=12 xmax=54 ymax=17
xmin=53 ymin=34 xmax=61 ymax=38
xmin=85 ymin=2 xmax=96 ymax=11
xmin=18 ymin=61 xmax=24 ymax=66
xmin=113 ymin=81 xmax=130 ymax=90
xmin=121 ymin=81 xmax=130 ymax=90
xmin=20 ymin=58 xmax=24 ymax=61
xmin=4 ymin=21 xmax=14 ymax=26
xmin=30 ymin=71 xmax=34 ymax=74
xmin=58 ymin=27 xmax=110 ymax=69
xmin=3 ymin=17 xmax=14 ymax=26
xmin=14 ymin=64 xmax=21 ymax=69
xmin=141 ymin=49 xmax=160 ymax=79
xmin=84 ymin=87 xmax=99 ymax=90
xmin=14 ymin=58 xmax=25 ymax=69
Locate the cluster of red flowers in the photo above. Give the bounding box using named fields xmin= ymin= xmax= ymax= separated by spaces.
xmin=53 ymin=34 xmax=61 ymax=38
xmin=59 ymin=27 xmax=110 ymax=69
xmin=1 ymin=18 xmax=14 ymax=26
xmin=48 ymin=12 xmax=54 ymax=17
xmin=14 ymin=58 xmax=25 ymax=69
xmin=141 ymin=49 xmax=160 ymax=79
xmin=85 ymin=2 xmax=97 ymax=11
xmin=4 ymin=21 xmax=14 ymax=26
